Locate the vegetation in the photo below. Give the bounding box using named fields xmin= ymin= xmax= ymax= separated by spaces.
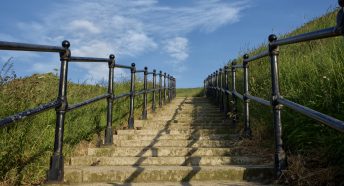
xmin=176 ymin=88 xmax=204 ymax=97
xmin=232 ymin=10 xmax=344 ymax=185
xmin=0 ymin=66 xmax=150 ymax=185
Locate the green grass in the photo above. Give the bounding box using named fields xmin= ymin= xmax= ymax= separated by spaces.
xmin=0 ymin=73 xmax=151 ymax=185
xmin=228 ymin=10 xmax=344 ymax=184
xmin=176 ymin=88 xmax=204 ymax=97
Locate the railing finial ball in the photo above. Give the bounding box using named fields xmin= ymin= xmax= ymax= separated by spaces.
xmin=243 ymin=54 xmax=249 ymax=59
xmin=232 ymin=59 xmax=237 ymax=65
xmin=109 ymin=54 xmax=115 ymax=59
xmin=144 ymin=66 xmax=148 ymax=70
xmin=131 ymin=63 xmax=135 ymax=67
xmin=268 ymin=34 xmax=277 ymax=42
xmin=153 ymin=69 xmax=156 ymax=73
xmin=339 ymin=0 xmax=344 ymax=7
xmin=62 ymin=40 xmax=70 ymax=48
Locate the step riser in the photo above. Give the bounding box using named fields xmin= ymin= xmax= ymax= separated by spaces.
xmin=64 ymin=166 xmax=273 ymax=183
xmin=114 ymin=140 xmax=234 ymax=148
xmin=114 ymin=134 xmax=237 ymax=140
xmin=70 ymin=157 xmax=267 ymax=166
xmin=88 ymin=148 xmax=243 ymax=157
xmin=116 ymin=131 xmax=235 ymax=136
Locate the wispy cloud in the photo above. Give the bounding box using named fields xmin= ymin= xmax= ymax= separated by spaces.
xmin=10 ymin=0 xmax=247 ymax=81
xmin=164 ymin=37 xmax=189 ymax=62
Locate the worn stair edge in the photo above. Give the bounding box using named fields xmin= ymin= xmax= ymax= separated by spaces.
xmin=64 ymin=165 xmax=274 ymax=183
xmin=69 ymin=156 xmax=272 ymax=166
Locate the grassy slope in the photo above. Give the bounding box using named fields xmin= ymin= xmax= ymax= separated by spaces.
xmin=233 ymin=10 xmax=344 ymax=184
xmin=0 ymin=73 xmax=148 ymax=185
xmin=176 ymin=88 xmax=203 ymax=97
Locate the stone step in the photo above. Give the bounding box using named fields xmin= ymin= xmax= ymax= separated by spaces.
xmin=113 ymin=139 xmax=235 ymax=147
xmin=54 ymin=180 xmax=272 ymax=186
xmin=136 ymin=120 xmax=230 ymax=126
xmin=88 ymin=147 xmax=247 ymax=157
xmin=114 ymin=134 xmax=238 ymax=140
xmin=116 ymin=129 xmax=236 ymax=136
xmin=69 ymin=156 xmax=270 ymax=166
xmin=140 ymin=125 xmax=232 ymax=130
xmin=64 ymin=165 xmax=274 ymax=183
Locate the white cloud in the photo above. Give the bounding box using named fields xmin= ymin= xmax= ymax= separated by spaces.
xmin=11 ymin=0 xmax=247 ymax=81
xmin=69 ymin=20 xmax=101 ymax=34
xmin=164 ymin=37 xmax=189 ymax=61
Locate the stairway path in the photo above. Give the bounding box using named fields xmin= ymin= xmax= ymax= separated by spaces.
xmin=61 ymin=97 xmax=274 ymax=185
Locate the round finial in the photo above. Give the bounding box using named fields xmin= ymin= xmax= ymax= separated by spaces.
xmin=109 ymin=54 xmax=115 ymax=59
xmin=339 ymin=0 xmax=344 ymax=7
xmin=232 ymin=60 xmax=237 ymax=65
xmin=131 ymin=63 xmax=135 ymax=67
xmin=224 ymin=65 xmax=228 ymax=69
xmin=144 ymin=66 xmax=148 ymax=70
xmin=216 ymin=70 xmax=218 ymax=73
xmin=268 ymin=34 xmax=277 ymax=42
xmin=219 ymin=68 xmax=222 ymax=72
xmin=160 ymin=70 xmax=162 ymax=73
xmin=164 ymin=72 xmax=166 ymax=75
xmin=62 ymin=40 xmax=70 ymax=48
xmin=153 ymin=69 xmax=156 ymax=73
xmin=243 ymin=54 xmax=249 ymax=59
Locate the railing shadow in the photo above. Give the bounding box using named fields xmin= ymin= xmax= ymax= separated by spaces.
xmin=122 ymin=97 xmax=187 ymax=184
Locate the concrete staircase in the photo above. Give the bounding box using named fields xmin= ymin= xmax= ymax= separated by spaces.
xmin=63 ymin=97 xmax=274 ymax=185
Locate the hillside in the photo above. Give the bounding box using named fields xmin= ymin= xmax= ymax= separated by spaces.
xmin=0 ymin=73 xmax=146 ymax=185
xmin=233 ymin=10 xmax=344 ymax=185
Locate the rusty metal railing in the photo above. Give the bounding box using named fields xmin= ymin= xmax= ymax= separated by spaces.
xmin=204 ymin=1 xmax=344 ymax=178
xmin=0 ymin=40 xmax=176 ymax=182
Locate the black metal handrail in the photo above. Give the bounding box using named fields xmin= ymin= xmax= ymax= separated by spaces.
xmin=204 ymin=1 xmax=344 ymax=178
xmin=0 ymin=40 xmax=176 ymax=182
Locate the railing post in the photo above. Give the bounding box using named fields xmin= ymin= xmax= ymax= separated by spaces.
xmin=269 ymin=34 xmax=287 ymax=177
xmin=47 ymin=40 xmax=70 ymax=182
xmin=243 ymin=54 xmax=252 ymax=138
xmin=231 ymin=60 xmax=238 ymax=128
xmin=223 ymin=66 xmax=229 ymax=118
xmin=128 ymin=63 xmax=136 ymax=129
xmin=159 ymin=71 xmax=162 ymax=108
xmin=169 ymin=76 xmax=173 ymax=102
xmin=104 ymin=54 xmax=115 ymax=145
xmin=163 ymin=72 xmax=167 ymax=104
xmin=215 ymin=70 xmax=219 ymax=105
xmin=152 ymin=69 xmax=157 ymax=112
xmin=219 ymin=68 xmax=224 ymax=112
xmin=141 ymin=67 xmax=148 ymax=119
xmin=211 ymin=73 xmax=215 ymax=100
xmin=167 ymin=74 xmax=170 ymax=103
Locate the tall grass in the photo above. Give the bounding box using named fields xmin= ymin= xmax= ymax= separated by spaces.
xmin=0 ymin=72 xmax=150 ymax=185
xmin=232 ymin=10 xmax=344 ymax=184
xmin=176 ymin=88 xmax=204 ymax=97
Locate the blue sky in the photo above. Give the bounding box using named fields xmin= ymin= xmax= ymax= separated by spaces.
xmin=0 ymin=0 xmax=337 ymax=88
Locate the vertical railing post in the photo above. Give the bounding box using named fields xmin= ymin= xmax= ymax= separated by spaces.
xmin=159 ymin=71 xmax=162 ymax=108
xmin=128 ymin=63 xmax=136 ymax=129
xmin=215 ymin=70 xmax=219 ymax=105
xmin=211 ymin=73 xmax=215 ymax=100
xmin=173 ymin=78 xmax=176 ymax=99
xmin=243 ymin=54 xmax=252 ymax=138
xmin=231 ymin=60 xmax=238 ymax=128
xmin=152 ymin=69 xmax=156 ymax=112
xmin=163 ymin=72 xmax=167 ymax=104
xmin=167 ymin=74 xmax=170 ymax=103
xmin=141 ymin=67 xmax=148 ymax=119
xmin=269 ymin=34 xmax=287 ymax=177
xmin=169 ymin=76 xmax=173 ymax=102
xmin=47 ymin=40 xmax=70 ymax=182
xmin=104 ymin=54 xmax=115 ymax=145
xmin=223 ymin=65 xmax=229 ymax=118
xmin=219 ymin=68 xmax=224 ymax=112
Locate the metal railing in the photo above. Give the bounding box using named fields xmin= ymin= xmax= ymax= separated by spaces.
xmin=204 ymin=1 xmax=344 ymax=178
xmin=0 ymin=40 xmax=176 ymax=182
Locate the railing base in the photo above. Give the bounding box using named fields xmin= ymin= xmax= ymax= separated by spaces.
xmin=47 ymin=154 xmax=64 ymax=183
xmin=128 ymin=117 xmax=135 ymax=129
xmin=104 ymin=126 xmax=113 ymax=145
